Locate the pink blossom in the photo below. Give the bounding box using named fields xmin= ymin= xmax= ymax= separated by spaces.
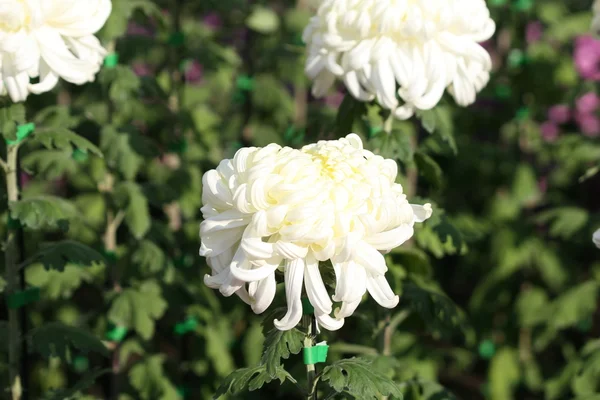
xmin=127 ymin=22 xmax=154 ymax=37
xmin=132 ymin=63 xmax=153 ymax=77
xmin=324 ymin=92 xmax=344 ymax=108
xmin=574 ymin=35 xmax=600 ymax=81
xmin=575 ymin=112 xmax=600 ymax=137
xmin=184 ymin=60 xmax=203 ymax=83
xmin=547 ymin=105 xmax=570 ymax=124
xmin=540 ymin=121 xmax=560 ymax=142
xmin=575 ymin=92 xmax=600 ymax=114
xmin=203 ymin=13 xmax=222 ymax=30
xmin=526 ymin=21 xmax=543 ymax=44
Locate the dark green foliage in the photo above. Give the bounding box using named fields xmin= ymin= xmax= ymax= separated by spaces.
xmin=42 ymin=368 xmax=110 ymax=400
xmin=214 ymin=364 xmax=296 ymax=399
xmin=22 ymin=240 xmax=105 ymax=271
xmin=29 ymin=323 xmax=109 ymax=361
xmin=10 ymin=196 xmax=78 ymax=230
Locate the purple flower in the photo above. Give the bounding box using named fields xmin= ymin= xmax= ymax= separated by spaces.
xmin=132 ymin=63 xmax=153 ymax=77
xmin=540 ymin=121 xmax=560 ymax=142
xmin=127 ymin=22 xmax=154 ymax=37
xmin=576 ymin=92 xmax=600 ymax=114
xmin=324 ymin=92 xmax=344 ymax=108
xmin=547 ymin=104 xmax=571 ymax=124
xmin=203 ymin=13 xmax=222 ymax=30
xmin=575 ymin=112 xmax=600 ymax=137
xmin=574 ymin=35 xmax=600 ymax=81
xmin=526 ymin=21 xmax=543 ymax=44
xmin=185 ymin=60 xmax=203 ymax=83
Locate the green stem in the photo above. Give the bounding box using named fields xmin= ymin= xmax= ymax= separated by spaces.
xmin=5 ymin=143 xmax=22 ymax=400
xmin=303 ymin=314 xmax=317 ymax=400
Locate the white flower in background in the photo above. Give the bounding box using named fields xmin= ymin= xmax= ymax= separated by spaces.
xmin=302 ymin=0 xmax=496 ymax=120
xmin=593 ymin=229 xmax=600 ymax=249
xmin=593 ymin=0 xmax=600 ymax=33
xmin=0 ymin=0 xmax=112 ymax=102
xmin=199 ymin=134 xmax=432 ymax=331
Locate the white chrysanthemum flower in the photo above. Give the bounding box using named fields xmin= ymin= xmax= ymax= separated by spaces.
xmin=593 ymin=229 xmax=600 ymax=249
xmin=199 ymin=134 xmax=432 ymax=331
xmin=302 ymin=0 xmax=496 ymax=120
xmin=593 ymin=0 xmax=600 ymax=33
xmin=0 ymin=0 xmax=112 ymax=102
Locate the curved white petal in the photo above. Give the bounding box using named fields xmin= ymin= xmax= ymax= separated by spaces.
xmin=251 ymin=274 xmax=277 ymax=314
xmin=274 ymin=259 xmax=305 ymax=330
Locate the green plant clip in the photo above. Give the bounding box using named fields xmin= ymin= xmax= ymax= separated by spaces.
xmin=174 ymin=317 xmax=199 ymax=336
xmin=515 ymin=107 xmax=530 ymax=121
xmin=6 ymin=287 xmax=41 ymax=309
xmin=236 ymin=75 xmax=255 ymax=92
xmin=495 ymin=84 xmax=512 ymax=99
xmin=103 ymin=53 xmax=119 ymax=69
xmin=169 ymin=32 xmax=186 ymax=47
xmin=73 ymin=355 xmax=89 ymax=373
xmin=302 ymin=297 xmax=314 ymax=314
xmin=513 ymin=0 xmax=533 ymax=12
xmin=489 ymin=0 xmax=507 ymax=6
xmin=105 ymin=325 xmax=128 ymax=342
xmin=72 ymin=148 xmax=89 ymax=163
xmin=508 ymin=49 xmax=527 ymax=68
xmin=478 ymin=339 xmax=496 ymax=360
xmin=303 ymin=342 xmax=328 ymax=365
xmin=368 ymin=126 xmax=383 ymax=138
xmin=169 ymin=139 xmax=188 ymax=154
xmin=6 ymin=123 xmax=35 ymax=146
xmin=174 ymin=254 xmax=194 ymax=269
xmin=103 ymin=250 xmax=118 ymax=264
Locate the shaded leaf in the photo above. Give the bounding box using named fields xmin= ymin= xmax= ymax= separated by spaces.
xmin=129 ymin=355 xmax=179 ymax=400
xmin=113 ymin=182 xmax=151 ymax=239
xmin=214 ymin=364 xmax=296 ymax=399
xmin=43 ymin=368 xmax=110 ymax=400
xmin=10 ymin=196 xmax=78 ymax=230
xmin=33 ymin=128 xmax=102 ymax=157
xmin=29 ymin=322 xmax=109 ymax=361
xmin=22 ymin=240 xmax=104 ymax=272
xmin=261 ymin=308 xmax=304 ymax=377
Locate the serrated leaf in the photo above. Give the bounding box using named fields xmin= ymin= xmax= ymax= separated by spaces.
xmin=260 ymin=308 xmax=304 ymax=377
xmin=33 ymin=128 xmax=102 ymax=157
xmin=22 ymin=240 xmax=104 ymax=272
xmin=489 ymin=348 xmax=520 ymax=400
xmin=129 ymin=355 xmax=179 ymax=400
xmin=414 ymin=152 xmax=443 ymax=188
xmin=320 ymin=357 xmax=404 ymax=399
xmin=402 ymin=281 xmax=468 ymax=339
xmin=214 ymin=364 xmax=295 ymax=399
xmin=113 ymin=182 xmax=151 ymax=239
xmin=246 ymin=6 xmax=280 ymax=33
xmin=29 ymin=322 xmax=109 ymax=361
xmin=108 ymin=281 xmax=167 ymax=340
xmin=536 ymin=207 xmax=589 ymax=239
xmin=100 ymin=126 xmax=156 ymax=180
xmin=22 ymin=150 xmax=78 ymax=179
xmin=43 ymin=368 xmax=110 ymax=400
xmin=548 ymin=281 xmax=599 ymax=331
xmin=10 ymin=196 xmax=78 ymax=230
xmin=335 ymin=95 xmax=367 ymax=136
xmin=0 ymin=103 xmax=25 ymax=141
xmin=417 ymin=106 xmax=456 ymax=154
xmin=26 ymin=263 xmax=99 ymax=300
xmin=131 ymin=240 xmax=169 ymax=275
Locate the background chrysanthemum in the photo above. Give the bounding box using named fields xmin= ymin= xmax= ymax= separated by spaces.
xmin=199 ymin=134 xmax=432 ymax=330
xmin=302 ymin=0 xmax=496 ymax=119
xmin=0 ymin=0 xmax=111 ymax=102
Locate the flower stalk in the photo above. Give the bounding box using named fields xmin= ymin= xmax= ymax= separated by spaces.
xmin=303 ymin=314 xmax=318 ymax=400
xmin=4 ymin=142 xmax=23 ymax=400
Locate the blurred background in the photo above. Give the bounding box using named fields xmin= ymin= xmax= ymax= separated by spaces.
xmin=2 ymin=0 xmax=600 ymax=399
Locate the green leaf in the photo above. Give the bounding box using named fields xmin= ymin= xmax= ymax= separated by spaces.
xmin=113 ymin=182 xmax=151 ymax=239
xmin=29 ymin=322 xmax=109 ymax=361
xmin=548 ymin=281 xmax=599 ymax=331
xmin=108 ymin=281 xmax=167 ymax=340
xmin=536 ymin=207 xmax=589 ymax=239
xmin=100 ymin=126 xmax=151 ymax=180
xmin=516 ymin=287 xmax=549 ymax=327
xmin=489 ymin=348 xmax=521 ymax=400
xmin=22 ymin=150 xmax=78 ymax=179
xmin=414 ymin=152 xmax=443 ymax=188
xmin=0 ymin=103 xmax=26 ymax=141
xmin=400 ymin=379 xmax=458 ymax=400
xmin=22 ymin=240 xmax=104 ymax=272
xmin=402 ymin=281 xmax=468 ymax=339
xmin=417 ymin=106 xmax=456 ymax=154
xmin=246 ymin=6 xmax=280 ymax=33
xmin=43 ymin=368 xmax=110 ymax=400
xmin=335 ymin=95 xmax=366 ymax=136
xmin=26 ymin=263 xmax=99 ymax=300
xmin=131 ymin=240 xmax=169 ymax=275
xmin=100 ymin=0 xmax=161 ymax=40
xmin=129 ymin=355 xmax=179 ymax=400
xmin=320 ymin=357 xmax=404 ymax=399
xmin=261 ymin=308 xmax=304 ymax=377
xmin=33 ymin=128 xmax=102 ymax=157
xmin=10 ymin=196 xmax=78 ymax=230
xmin=214 ymin=364 xmax=296 ymax=399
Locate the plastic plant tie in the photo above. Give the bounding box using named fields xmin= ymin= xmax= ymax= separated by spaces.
xmin=103 ymin=249 xmax=118 ymax=264
xmin=103 ymin=53 xmax=119 ymax=68
xmin=6 ymin=123 xmax=35 ymax=146
xmin=303 ymin=341 xmax=329 ymax=365
xmin=478 ymin=339 xmax=496 ymax=360
xmin=105 ymin=325 xmax=128 ymax=342
xmin=174 ymin=317 xmax=199 ymax=336
xmin=236 ymin=75 xmax=255 ymax=92
xmin=72 ymin=148 xmax=89 ymax=162
xmin=6 ymin=287 xmax=40 ymax=309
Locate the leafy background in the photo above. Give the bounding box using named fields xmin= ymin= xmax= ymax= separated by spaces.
xmin=2 ymin=0 xmax=600 ymax=399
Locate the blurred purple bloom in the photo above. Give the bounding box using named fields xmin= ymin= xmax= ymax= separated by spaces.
xmin=203 ymin=13 xmax=222 ymax=30
xmin=526 ymin=21 xmax=543 ymax=44
xmin=576 ymin=92 xmax=600 ymax=114
xmin=184 ymin=60 xmax=203 ymax=83
xmin=575 ymin=112 xmax=600 ymax=137
xmin=547 ymin=104 xmax=570 ymax=124
xmin=325 ymin=92 xmax=344 ymax=108
xmin=540 ymin=121 xmax=560 ymax=142
xmin=127 ymin=22 xmax=154 ymax=37
xmin=132 ymin=63 xmax=153 ymax=77
xmin=574 ymin=35 xmax=600 ymax=81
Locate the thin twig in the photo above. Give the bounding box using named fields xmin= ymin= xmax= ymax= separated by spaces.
xmin=0 ymin=157 xmax=8 ymax=174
